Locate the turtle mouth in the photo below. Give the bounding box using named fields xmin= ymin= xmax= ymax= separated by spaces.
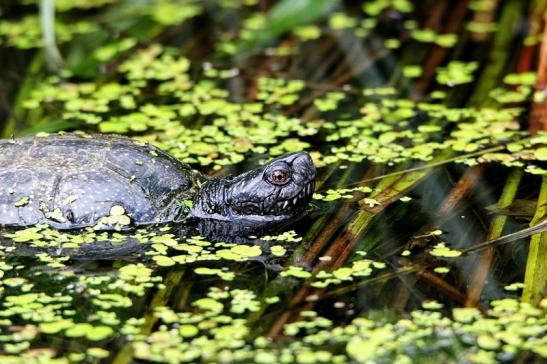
xmin=268 ymin=180 xmax=315 ymax=216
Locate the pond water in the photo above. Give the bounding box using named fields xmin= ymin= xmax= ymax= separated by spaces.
xmin=0 ymin=0 xmax=546 ymax=363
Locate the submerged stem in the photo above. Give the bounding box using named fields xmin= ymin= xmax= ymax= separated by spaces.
xmin=40 ymin=0 xmax=63 ymax=70
xmin=522 ymin=175 xmax=547 ymax=304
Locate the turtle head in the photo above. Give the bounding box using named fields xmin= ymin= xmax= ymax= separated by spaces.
xmin=192 ymin=152 xmax=316 ymax=222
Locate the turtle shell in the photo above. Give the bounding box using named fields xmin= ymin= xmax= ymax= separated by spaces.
xmin=0 ymin=134 xmax=203 ymax=229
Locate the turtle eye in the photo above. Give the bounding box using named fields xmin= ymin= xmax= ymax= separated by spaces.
xmin=268 ymin=168 xmax=291 ymax=185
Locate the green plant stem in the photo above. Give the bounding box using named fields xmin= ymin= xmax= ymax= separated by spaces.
xmin=465 ymin=168 xmax=522 ymax=306
xmin=2 ymin=54 xmax=44 ymax=137
xmin=40 ymin=0 xmax=63 ymax=70
xmin=468 ymin=0 xmax=523 ymax=106
xmin=522 ymin=176 xmax=547 ymax=304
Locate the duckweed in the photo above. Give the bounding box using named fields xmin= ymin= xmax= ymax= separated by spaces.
xmin=19 ymin=39 xmax=547 ymax=174
xmin=1 ymin=1 xmax=546 ymax=362
xmin=429 ymin=243 xmax=463 ymax=258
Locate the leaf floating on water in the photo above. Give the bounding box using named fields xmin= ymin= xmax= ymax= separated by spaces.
xmin=422 ymin=300 xmax=443 ymax=310
xmin=87 ymin=347 xmax=110 ymax=359
xmin=534 ymin=147 xmax=547 ymax=161
xmin=429 ymin=243 xmax=462 ymax=257
xmin=436 ymin=61 xmax=478 ymax=86
xmin=402 ymin=65 xmax=422 ymax=78
xmin=453 ymin=307 xmax=481 ymax=323
xmin=44 ymin=207 xmax=64 ymax=222
xmin=4 ymin=228 xmax=44 ymax=243
xmin=119 ymin=263 xmax=153 ymax=282
xmin=230 ymin=245 xmax=262 ymax=257
xmin=270 ymin=245 xmax=286 ymax=256
xmin=86 ymin=326 xmax=114 ymax=341
xmin=329 ymin=12 xmax=358 ymax=30
xmin=109 ymin=205 xmax=125 ymax=216
xmin=192 ymin=298 xmax=224 ymax=314
xmin=14 ymin=196 xmax=30 ymax=207
xmin=178 ymin=324 xmax=199 ymax=338
xmin=502 ymin=72 xmax=537 ymax=86
xmin=194 ymin=267 xmax=234 ymax=281
xmin=477 ymin=335 xmax=501 ymax=350
xmin=435 ymin=34 xmax=458 ymax=47
xmin=280 ymin=266 xmax=312 ymax=279
xmin=504 ymin=282 xmax=525 ymax=291
xmin=434 ymin=267 xmax=450 ymax=274
xmin=265 ymin=296 xmax=280 ymax=304
xmin=293 ymin=25 xmax=321 ymax=41
xmin=261 ymin=230 xmax=302 ymax=242
xmin=153 ymin=255 xmax=175 ymax=267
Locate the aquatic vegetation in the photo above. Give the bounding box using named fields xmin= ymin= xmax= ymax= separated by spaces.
xmin=436 ymin=61 xmax=479 ymax=86
xmin=21 ymin=45 xmax=547 ymax=174
xmin=128 ymin=297 xmax=545 ymax=363
xmin=411 ymin=29 xmax=459 ymax=48
xmin=22 ymin=0 xmax=119 ymax=11
xmin=5 ymin=220 xmax=540 ymax=362
xmin=429 ymin=243 xmax=462 ymax=258
xmin=0 ymin=16 xmax=95 ymax=49
xmin=2 ymin=225 xmax=154 ymax=251
xmin=1 ymin=0 xmax=546 ymax=362
xmin=363 ymin=0 xmax=414 ymax=16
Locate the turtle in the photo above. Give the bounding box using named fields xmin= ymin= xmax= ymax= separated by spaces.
xmin=0 ymin=134 xmax=316 ymax=231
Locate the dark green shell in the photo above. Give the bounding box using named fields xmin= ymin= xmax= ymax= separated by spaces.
xmin=0 ymin=134 xmax=203 ymax=229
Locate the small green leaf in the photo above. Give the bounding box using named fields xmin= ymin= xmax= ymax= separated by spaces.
xmin=14 ymin=196 xmax=30 ymax=207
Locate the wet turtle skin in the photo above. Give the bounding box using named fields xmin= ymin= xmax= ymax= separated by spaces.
xmin=0 ymin=134 xmax=316 ymax=230
xmin=0 ymin=134 xmax=203 ymax=229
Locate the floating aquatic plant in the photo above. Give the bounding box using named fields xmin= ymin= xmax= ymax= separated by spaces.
xmin=1 ymin=1 xmax=546 ymax=362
